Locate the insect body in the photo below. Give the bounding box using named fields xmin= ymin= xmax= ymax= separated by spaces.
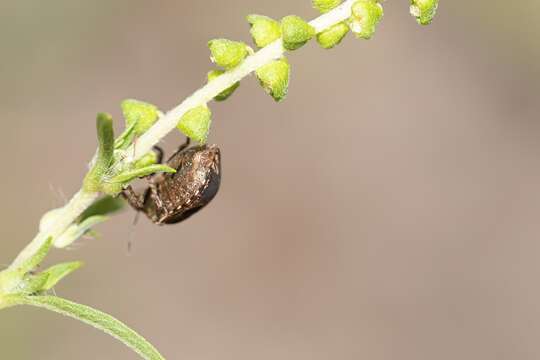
xmin=122 ymin=142 xmax=221 ymax=224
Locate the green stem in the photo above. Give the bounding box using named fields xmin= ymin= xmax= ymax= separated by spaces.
xmin=9 ymin=0 xmax=357 ymax=270
xmin=10 ymin=190 xmax=99 ymax=269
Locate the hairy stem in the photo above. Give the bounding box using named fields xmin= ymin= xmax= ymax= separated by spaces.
xmin=10 ymin=0 xmax=355 ymax=267
xmin=10 ymin=191 xmax=99 ymax=268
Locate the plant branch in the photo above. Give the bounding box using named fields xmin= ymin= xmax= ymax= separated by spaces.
xmin=8 ymin=0 xmax=356 ymax=269
xmin=128 ymin=0 xmax=355 ymax=162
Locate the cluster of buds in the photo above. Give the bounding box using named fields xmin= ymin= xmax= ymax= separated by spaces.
xmin=82 ymin=0 xmax=438 ymax=200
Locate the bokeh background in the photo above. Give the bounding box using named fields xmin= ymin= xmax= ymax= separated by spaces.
xmin=1 ymin=1 xmax=540 ymax=359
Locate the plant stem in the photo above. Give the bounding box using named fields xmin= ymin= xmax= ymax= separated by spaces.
xmin=10 ymin=190 xmax=99 ymax=268
xmin=9 ymin=0 xmax=355 ymax=267
xmin=129 ymin=0 xmax=355 ymax=162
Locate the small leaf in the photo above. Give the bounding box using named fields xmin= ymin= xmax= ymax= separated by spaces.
xmin=246 ymin=14 xmax=282 ymax=48
xmin=83 ymin=114 xmax=115 ymax=193
xmin=18 ymin=295 xmax=165 ymax=360
xmin=410 ymin=0 xmax=439 ymax=25
xmin=316 ymin=22 xmax=350 ymax=49
xmin=312 ymin=0 xmax=343 ymax=13
xmin=0 ymin=238 xmax=52 ymax=296
xmin=207 ymin=70 xmax=240 ymax=101
xmin=121 ymin=99 xmax=160 ymax=137
xmin=281 ymin=15 xmax=316 ymax=51
xmin=16 ymin=237 xmax=53 ymax=275
xmin=110 ymin=165 xmax=176 ymax=184
xmin=79 ymin=196 xmax=125 ymax=221
xmin=114 ymin=121 xmax=138 ymax=150
xmin=177 ymin=105 xmax=212 ymax=143
xmin=349 ymin=0 xmax=384 ymax=40
xmin=19 ymin=273 xmax=49 ymax=295
xmin=256 ymin=58 xmax=290 ymax=102
xmin=208 ymin=39 xmax=250 ymax=70
xmin=133 ymin=151 xmax=159 ymax=169
xmin=54 ymin=216 xmax=109 ymax=248
xmin=41 ymin=262 xmax=83 ymax=291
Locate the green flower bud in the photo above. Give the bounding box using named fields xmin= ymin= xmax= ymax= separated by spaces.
xmin=207 ymin=70 xmax=240 ymax=101
xmin=281 ymin=15 xmax=316 ymax=51
xmin=410 ymin=0 xmax=438 ymax=25
xmin=208 ymin=39 xmax=250 ymax=70
xmin=316 ymin=22 xmax=349 ymax=49
xmin=349 ymin=0 xmax=384 ymax=40
xmin=256 ymin=58 xmax=290 ymax=102
xmin=312 ymin=0 xmax=343 ymax=13
xmin=121 ymin=99 xmax=160 ymax=136
xmin=247 ymin=14 xmax=282 ymax=48
xmin=177 ymin=105 xmax=212 ymax=143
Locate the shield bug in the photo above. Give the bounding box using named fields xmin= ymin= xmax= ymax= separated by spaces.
xmin=122 ymin=141 xmax=221 ymax=224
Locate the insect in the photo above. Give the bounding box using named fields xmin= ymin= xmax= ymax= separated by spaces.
xmin=122 ymin=140 xmax=221 ymax=225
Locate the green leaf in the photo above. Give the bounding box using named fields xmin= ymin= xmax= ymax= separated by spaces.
xmin=0 ymin=238 xmax=52 ymax=296
xmin=41 ymin=262 xmax=83 ymax=291
xmin=15 ymin=237 xmax=53 ymax=275
xmin=256 ymin=58 xmax=290 ymax=102
xmin=121 ymin=99 xmax=160 ymax=137
xmin=246 ymin=14 xmax=282 ymax=48
xmin=350 ymin=0 xmax=384 ymax=40
xmin=316 ymin=22 xmax=349 ymax=49
xmin=114 ymin=121 xmax=138 ymax=150
xmin=312 ymin=0 xmax=343 ymax=13
xmin=84 ymin=114 xmax=115 ymax=193
xmin=207 ymin=70 xmax=240 ymax=101
xmin=54 ymin=215 xmax=109 ymax=248
xmin=177 ymin=105 xmax=212 ymax=143
xmin=281 ymin=15 xmax=316 ymax=51
xmin=17 ymin=295 xmax=165 ymax=360
xmin=79 ymin=196 xmax=125 ymax=221
xmin=20 ymin=273 xmax=50 ymax=295
xmin=410 ymin=0 xmax=439 ymax=25
xmin=111 ymin=165 xmax=176 ymax=184
xmin=133 ymin=151 xmax=160 ymax=169
xmin=208 ymin=39 xmax=250 ymax=70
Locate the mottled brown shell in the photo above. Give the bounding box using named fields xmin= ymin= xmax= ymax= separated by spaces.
xmin=137 ymin=145 xmax=221 ymax=224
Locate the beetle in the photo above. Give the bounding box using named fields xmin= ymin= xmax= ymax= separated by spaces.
xmin=122 ymin=140 xmax=221 ymax=225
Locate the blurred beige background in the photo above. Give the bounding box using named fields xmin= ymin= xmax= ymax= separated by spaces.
xmin=1 ymin=0 xmax=540 ymax=359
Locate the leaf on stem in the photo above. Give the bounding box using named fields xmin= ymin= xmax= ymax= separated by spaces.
xmin=83 ymin=114 xmax=115 ymax=193
xmin=41 ymin=262 xmax=83 ymax=291
xmin=110 ymin=165 xmax=176 ymax=184
xmin=54 ymin=216 xmax=109 ymax=248
xmin=15 ymin=295 xmax=166 ymax=360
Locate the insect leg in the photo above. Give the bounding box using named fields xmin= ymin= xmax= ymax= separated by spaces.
xmin=166 ymin=137 xmax=191 ymax=162
xmin=121 ymin=185 xmax=146 ymax=211
xmin=152 ymin=146 xmax=164 ymax=164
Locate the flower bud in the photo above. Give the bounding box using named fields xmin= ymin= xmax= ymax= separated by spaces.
xmin=312 ymin=0 xmax=343 ymax=13
xmin=349 ymin=0 xmax=384 ymax=40
xmin=207 ymin=70 xmax=240 ymax=101
xmin=410 ymin=0 xmax=438 ymax=25
xmin=316 ymin=22 xmax=349 ymax=49
xmin=281 ymin=15 xmax=316 ymax=51
xmin=247 ymin=15 xmax=282 ymax=48
xmin=256 ymin=58 xmax=290 ymax=102
xmin=177 ymin=105 xmax=212 ymax=143
xmin=208 ymin=39 xmax=250 ymax=70
xmin=121 ymin=99 xmax=160 ymax=136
